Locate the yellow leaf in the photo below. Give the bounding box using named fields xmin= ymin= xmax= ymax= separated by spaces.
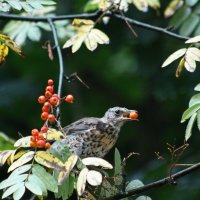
xmin=35 ymin=151 xmax=65 ymax=170
xmin=164 ymin=0 xmax=183 ymax=18
xmin=147 ymin=0 xmax=160 ymax=10
xmin=14 ymin=136 xmax=31 ymax=147
xmin=0 ymin=44 xmax=9 ymax=64
xmin=86 ymin=170 xmax=102 ymax=186
xmin=72 ymin=19 xmax=94 ymax=31
xmin=176 ymin=57 xmax=185 ymax=77
xmin=0 ymin=150 xmax=14 ymax=166
xmin=58 ymin=153 xmax=78 ymax=184
xmin=99 ymin=0 xmax=112 ymax=11
xmin=77 ymin=168 xmax=89 ymax=196
xmin=7 ymin=148 xmax=19 ymax=165
xmin=44 ymin=128 xmax=64 ymax=140
xmin=8 ymin=151 xmax=35 ymax=172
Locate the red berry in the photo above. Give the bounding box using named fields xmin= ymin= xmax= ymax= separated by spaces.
xmin=45 ymin=91 xmax=52 ymax=99
xmin=38 ymin=134 xmax=44 ymax=140
xmin=37 ymin=140 xmax=45 ymax=148
xmin=48 ymin=79 xmax=54 ymax=86
xmin=129 ymin=112 xmax=138 ymax=119
xmin=44 ymin=102 xmax=51 ymax=109
xmin=30 ymin=141 xmax=37 ymax=147
xmin=45 ymin=142 xmax=51 ymax=149
xmin=52 ymin=94 xmax=60 ymax=99
xmin=41 ymin=112 xmax=48 ymax=120
xmin=48 ymin=114 xmax=56 ymax=122
xmin=42 ymin=105 xmax=50 ymax=113
xmin=38 ymin=95 xmax=46 ymax=104
xmin=41 ymin=126 xmax=48 ymax=133
xmin=65 ymin=94 xmax=74 ymax=103
xmin=31 ymin=129 xmax=39 ymax=137
xmin=46 ymin=86 xmax=54 ymax=93
xmin=49 ymin=96 xmax=59 ymax=106
xmin=30 ymin=136 xmax=37 ymax=142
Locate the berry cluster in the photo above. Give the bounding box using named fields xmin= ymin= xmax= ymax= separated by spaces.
xmin=30 ymin=79 xmax=74 ymax=148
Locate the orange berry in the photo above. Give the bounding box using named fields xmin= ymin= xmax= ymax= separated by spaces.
xmin=52 ymin=94 xmax=59 ymax=99
xmin=65 ymin=94 xmax=74 ymax=103
xmin=38 ymin=134 xmax=44 ymax=140
xmin=31 ymin=129 xmax=39 ymax=137
xmin=44 ymin=102 xmax=51 ymax=109
xmin=42 ymin=105 xmax=50 ymax=113
xmin=30 ymin=136 xmax=37 ymax=142
xmin=48 ymin=114 xmax=56 ymax=122
xmin=37 ymin=140 xmax=45 ymax=148
xmin=30 ymin=141 xmax=37 ymax=147
xmin=48 ymin=79 xmax=54 ymax=86
xmin=38 ymin=95 xmax=46 ymax=104
xmin=49 ymin=96 xmax=59 ymax=106
xmin=46 ymin=86 xmax=54 ymax=93
xmin=41 ymin=112 xmax=48 ymax=121
xmin=129 ymin=112 xmax=138 ymax=119
xmin=41 ymin=126 xmax=48 ymax=133
xmin=45 ymin=142 xmax=51 ymax=149
xmin=45 ymin=91 xmax=52 ymax=99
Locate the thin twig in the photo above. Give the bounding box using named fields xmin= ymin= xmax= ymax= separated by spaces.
xmin=48 ymin=18 xmax=64 ymax=120
xmin=106 ymin=163 xmax=200 ymax=200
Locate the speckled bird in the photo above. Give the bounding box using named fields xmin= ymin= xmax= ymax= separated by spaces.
xmin=50 ymin=107 xmax=138 ymax=158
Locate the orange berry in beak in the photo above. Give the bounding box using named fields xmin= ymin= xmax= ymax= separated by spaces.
xmin=129 ymin=112 xmax=138 ymax=119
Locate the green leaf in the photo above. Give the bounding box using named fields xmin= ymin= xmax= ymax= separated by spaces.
xmin=185 ymin=113 xmax=197 ymax=141
xmin=196 ymin=109 xmax=200 ymax=131
xmin=114 ymin=148 xmax=122 ymax=185
xmin=27 ymin=26 xmax=41 ymax=41
xmin=194 ymin=83 xmax=200 ymax=91
xmin=135 ymin=196 xmax=152 ymax=200
xmin=179 ymin=14 xmax=200 ymax=36
xmin=0 ymin=174 xmax=28 ymax=190
xmin=6 ymin=0 xmax=22 ymax=10
xmin=84 ymin=1 xmax=99 ymax=12
xmin=13 ymin=186 xmax=25 ymax=200
xmin=181 ymin=103 xmax=200 ymax=122
xmin=186 ymin=0 xmax=199 ymax=6
xmin=10 ymin=164 xmax=32 ymax=177
xmin=189 ymin=94 xmax=200 ymax=107
xmin=25 ymin=174 xmax=43 ymax=196
xmin=126 ymin=179 xmax=144 ymax=192
xmin=32 ymin=164 xmax=58 ymax=193
xmin=2 ymin=182 xmax=24 ymax=199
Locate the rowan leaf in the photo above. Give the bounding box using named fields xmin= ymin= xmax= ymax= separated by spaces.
xmin=194 ymin=83 xmax=200 ymax=91
xmin=184 ymin=54 xmax=196 ymax=72
xmin=189 ymin=94 xmax=200 ymax=107
xmin=175 ymin=57 xmax=185 ymax=77
xmin=185 ymin=113 xmax=197 ymax=141
xmin=136 ymin=196 xmax=152 ymax=200
xmin=13 ymin=185 xmax=25 ymax=200
xmin=14 ymin=136 xmax=31 ymax=147
xmin=196 ymin=110 xmax=200 ymax=131
xmin=77 ymin=168 xmax=89 ymax=196
xmin=186 ymin=35 xmax=200 ymax=44
xmin=126 ymin=179 xmax=144 ymax=192
xmin=0 ymin=150 xmax=14 ymax=166
xmin=181 ymin=103 xmax=200 ymax=122
xmin=10 ymin=164 xmax=32 ymax=177
xmin=86 ymin=170 xmax=102 ymax=186
xmin=82 ymin=157 xmax=113 ymax=169
xmin=132 ymin=0 xmax=148 ymax=12
xmin=44 ymin=128 xmax=64 ymax=140
xmin=164 ymin=0 xmax=183 ymax=18
xmin=34 ymin=151 xmax=65 ymax=170
xmin=0 ymin=44 xmax=9 ymax=64
xmin=162 ymin=48 xmax=187 ymax=68
xmin=8 ymin=151 xmax=35 ymax=172
xmin=114 ymin=148 xmax=122 ymax=185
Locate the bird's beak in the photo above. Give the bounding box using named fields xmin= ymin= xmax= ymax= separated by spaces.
xmin=122 ymin=110 xmax=138 ymax=121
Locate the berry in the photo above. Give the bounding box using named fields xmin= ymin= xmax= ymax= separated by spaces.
xmin=30 ymin=136 xmax=37 ymax=142
xmin=30 ymin=141 xmax=37 ymax=148
xmin=65 ymin=94 xmax=74 ymax=103
xmin=42 ymin=105 xmax=50 ymax=113
xmin=44 ymin=102 xmax=51 ymax=109
xmin=45 ymin=91 xmax=52 ymax=99
xmin=38 ymin=134 xmax=44 ymax=140
xmin=38 ymin=95 xmax=46 ymax=104
xmin=48 ymin=114 xmax=56 ymax=122
xmin=41 ymin=126 xmax=48 ymax=133
xmin=49 ymin=96 xmax=59 ymax=106
xmin=45 ymin=142 xmax=51 ymax=149
xmin=41 ymin=112 xmax=48 ymax=121
xmin=46 ymin=86 xmax=54 ymax=93
xmin=48 ymin=79 xmax=54 ymax=86
xmin=31 ymin=129 xmax=39 ymax=137
xmin=52 ymin=94 xmax=59 ymax=99
xmin=37 ymin=140 xmax=45 ymax=148
xmin=129 ymin=112 xmax=138 ymax=119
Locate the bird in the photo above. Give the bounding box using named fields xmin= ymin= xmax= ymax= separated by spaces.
xmin=50 ymin=107 xmax=138 ymax=158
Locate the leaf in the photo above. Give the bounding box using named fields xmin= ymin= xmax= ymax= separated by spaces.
xmin=114 ymin=148 xmax=122 ymax=175
xmin=185 ymin=0 xmax=199 ymax=6
xmin=77 ymin=168 xmax=89 ymax=196
xmin=13 ymin=186 xmax=25 ymax=200
xmin=126 ymin=179 xmax=144 ymax=192
xmin=175 ymin=57 xmax=185 ymax=77
xmin=82 ymin=157 xmax=113 ymax=169
xmin=35 ymin=151 xmax=65 ymax=170
xmin=132 ymin=0 xmax=148 ymax=12
xmin=25 ymin=174 xmax=43 ymax=196
xmin=0 ymin=44 xmax=9 ymax=64
xmin=186 ymin=48 xmax=200 ymax=62
xmin=186 ymin=35 xmax=200 ymax=43
xmin=189 ymin=94 xmax=200 ymax=107
xmin=0 ymin=150 xmax=14 ymax=166
xmin=162 ymin=48 xmax=187 ymax=68
xmin=164 ymin=0 xmax=184 ymax=18
xmin=8 ymin=151 xmax=35 ymax=172
xmin=44 ymin=128 xmax=64 ymax=140
xmin=196 ymin=110 xmax=200 ymax=131
xmin=27 ymin=26 xmax=41 ymax=41
xmin=10 ymin=164 xmax=32 ymax=177
xmin=14 ymin=136 xmax=31 ymax=147
xmin=86 ymin=170 xmax=102 ymax=186
xmin=194 ymin=83 xmax=200 ymax=91
xmin=32 ymin=164 xmax=58 ymax=193
xmin=184 ymin=54 xmax=196 ymax=72
xmin=185 ymin=113 xmax=197 ymax=141
xmin=135 ymin=196 xmax=152 ymax=200
xmin=2 ymin=182 xmax=24 ymax=199
xmin=181 ymin=103 xmax=200 ymax=122
xmin=0 ymin=174 xmax=28 ymax=190
xmin=146 ymin=0 xmax=160 ymax=10
xmin=58 ymin=153 xmax=78 ymax=184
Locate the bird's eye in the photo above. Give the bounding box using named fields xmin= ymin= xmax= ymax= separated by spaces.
xmin=115 ymin=110 xmax=120 ymax=115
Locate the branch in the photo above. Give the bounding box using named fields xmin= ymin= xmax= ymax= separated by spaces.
xmin=47 ymin=18 xmax=64 ymax=120
xmin=106 ymin=163 xmax=200 ymax=200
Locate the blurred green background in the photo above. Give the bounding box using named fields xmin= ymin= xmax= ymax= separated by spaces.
xmin=1 ymin=1 xmax=200 ymax=199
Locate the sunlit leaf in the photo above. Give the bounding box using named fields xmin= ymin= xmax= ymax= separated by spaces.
xmin=8 ymin=151 xmax=35 ymax=172
xmin=45 ymin=128 xmax=64 ymax=140
xmin=77 ymin=168 xmax=89 ymax=196
xmin=185 ymin=113 xmax=197 ymax=141
xmin=14 ymin=136 xmax=31 ymax=147
xmin=35 ymin=151 xmax=65 ymax=170
xmin=175 ymin=57 xmax=185 ymax=77
xmin=189 ymin=94 xmax=200 ymax=107
xmin=186 ymin=35 xmax=200 ymax=44
xmin=194 ymin=83 xmax=200 ymax=91
xmin=164 ymin=0 xmax=183 ymax=18
xmin=10 ymin=164 xmax=32 ymax=177
xmin=126 ymin=179 xmax=144 ymax=191
xmin=186 ymin=48 xmax=200 ymax=62
xmin=196 ymin=110 xmax=200 ymax=131
xmin=0 ymin=150 xmax=14 ymax=166
xmin=162 ymin=48 xmax=187 ymax=68
xmin=185 ymin=0 xmax=199 ymax=6
xmin=184 ymin=54 xmax=196 ymax=72
xmin=13 ymin=185 xmax=25 ymax=200
xmin=146 ymin=0 xmax=160 ymax=10
xmin=86 ymin=170 xmax=102 ymax=186
xmin=0 ymin=44 xmax=9 ymax=64
xmin=181 ymin=103 xmax=200 ymax=122
xmin=82 ymin=157 xmax=113 ymax=169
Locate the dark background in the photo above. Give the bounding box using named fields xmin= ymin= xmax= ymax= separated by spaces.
xmin=1 ymin=1 xmax=200 ymax=199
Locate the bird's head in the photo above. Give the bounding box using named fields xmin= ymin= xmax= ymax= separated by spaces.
xmin=102 ymin=107 xmax=138 ymax=127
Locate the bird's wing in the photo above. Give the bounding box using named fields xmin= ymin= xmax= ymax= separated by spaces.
xmin=63 ymin=117 xmax=104 ymax=135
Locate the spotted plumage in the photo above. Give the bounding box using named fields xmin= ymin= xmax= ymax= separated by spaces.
xmin=50 ymin=107 xmax=137 ymax=158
